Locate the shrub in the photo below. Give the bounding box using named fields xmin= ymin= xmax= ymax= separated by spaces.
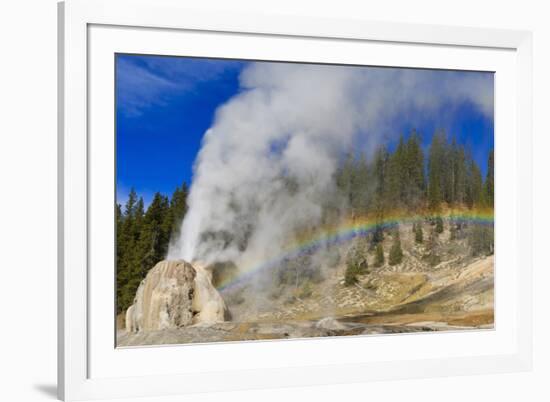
xmin=414 ymin=222 xmax=423 ymax=244
xmin=374 ymin=243 xmax=385 ymax=267
xmin=344 ymin=242 xmax=369 ymax=286
xmin=297 ymin=282 xmax=313 ymax=299
xmin=425 ymin=252 xmax=441 ymax=267
xmin=388 ymin=230 xmax=404 ymax=266
xmin=276 ymin=253 xmax=322 ymax=287
xmin=435 ymin=216 xmax=444 ymax=234
xmin=468 ymin=224 xmax=494 ymax=256
xmin=450 ymin=224 xmax=457 ymax=240
xmin=423 ymin=228 xmax=440 ymax=266
xmin=344 ymin=265 xmax=360 ymax=286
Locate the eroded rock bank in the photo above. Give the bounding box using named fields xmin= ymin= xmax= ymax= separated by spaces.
xmin=125 ymin=260 xmax=228 ymax=333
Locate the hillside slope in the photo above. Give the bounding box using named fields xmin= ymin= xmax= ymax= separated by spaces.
xmin=118 ymin=221 xmax=494 ymax=346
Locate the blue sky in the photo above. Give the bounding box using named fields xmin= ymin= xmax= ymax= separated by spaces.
xmin=116 ymin=55 xmax=244 ymax=205
xmin=116 ymin=54 xmax=494 ymax=206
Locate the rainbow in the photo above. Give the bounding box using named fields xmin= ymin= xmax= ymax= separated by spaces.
xmin=217 ymin=209 xmax=494 ymax=293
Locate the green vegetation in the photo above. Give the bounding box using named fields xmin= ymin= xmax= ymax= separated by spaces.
xmin=337 ymin=131 xmax=427 ymax=215
xmin=344 ymin=240 xmax=369 ymax=286
xmin=468 ymin=225 xmax=495 ymax=256
xmin=425 ymin=132 xmax=491 ymax=210
xmin=414 ymin=222 xmax=423 ymax=244
xmin=450 ymin=224 xmax=457 ymax=240
xmin=485 ymin=150 xmax=494 ymax=205
xmin=424 ymin=228 xmax=441 ymax=267
xmin=277 ymin=253 xmax=322 ymax=289
xmin=116 ymin=183 xmax=189 ymax=313
xmin=370 ymin=223 xmax=384 ymax=248
xmin=335 ymin=130 xmax=493 ymax=217
xmin=374 ymin=243 xmax=385 ymax=267
xmin=435 ymin=216 xmax=444 ymax=234
xmin=388 ymin=229 xmax=404 ymax=266
xmin=296 ymin=282 xmax=313 ymax=299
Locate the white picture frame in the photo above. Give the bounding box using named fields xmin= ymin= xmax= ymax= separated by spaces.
xmin=58 ymin=0 xmax=533 ymax=400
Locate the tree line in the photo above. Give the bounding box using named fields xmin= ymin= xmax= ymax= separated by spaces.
xmin=116 ymin=183 xmax=188 ymax=313
xmin=336 ymin=130 xmax=494 ymax=286
xmin=335 ymin=130 xmax=494 ymax=217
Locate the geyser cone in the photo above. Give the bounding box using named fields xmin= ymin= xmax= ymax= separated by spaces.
xmin=125 ymin=260 xmax=229 ymax=333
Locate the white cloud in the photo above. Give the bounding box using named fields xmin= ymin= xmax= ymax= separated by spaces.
xmin=116 ymin=56 xmax=243 ymax=117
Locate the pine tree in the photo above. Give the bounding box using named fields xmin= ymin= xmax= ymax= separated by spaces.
xmin=116 ymin=190 xmax=175 ymax=314
xmin=168 ymin=182 xmax=189 ymax=235
xmin=387 ymin=134 xmax=406 ymax=208
xmin=449 ymin=137 xmax=468 ymax=204
xmin=115 ymin=203 xmax=126 ymax=313
xmin=435 ymin=216 xmax=444 ymax=234
xmin=124 ymin=188 xmax=138 ymax=216
xmin=415 ymin=222 xmax=423 ymax=244
xmin=351 ymin=153 xmax=369 ymax=215
xmin=453 ymin=143 xmax=467 ymax=205
xmin=404 ymin=130 xmax=425 ymax=209
xmin=344 ymin=240 xmax=369 ymax=286
xmin=137 ymin=192 xmax=171 ymax=274
xmin=374 ymin=243 xmax=385 ymax=267
xmin=134 ymin=197 xmax=144 ymax=233
xmin=388 ymin=229 xmax=404 ymax=265
xmin=450 ymin=224 xmax=457 ymax=240
xmin=442 ymin=137 xmax=454 ymax=204
xmin=116 ymin=203 xmax=124 ymax=258
xmin=424 ymin=228 xmax=441 ymax=266
xmin=370 ymin=223 xmax=384 ymax=248
xmin=372 ymin=145 xmax=389 ymax=213
xmin=467 ymin=157 xmax=484 ymax=208
xmin=117 ymin=189 xmax=145 ymax=313
xmin=427 ymin=131 xmax=445 ymax=210
xmin=485 ymin=150 xmax=494 ymax=207
xmin=468 ymin=224 xmax=495 ymax=256
xmin=336 ymin=151 xmax=356 ymax=207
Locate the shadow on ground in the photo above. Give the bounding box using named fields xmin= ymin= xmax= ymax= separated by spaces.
xmin=34 ymin=384 xmax=57 ymax=399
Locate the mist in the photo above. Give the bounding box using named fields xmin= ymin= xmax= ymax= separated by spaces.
xmin=167 ymin=62 xmax=493 ymax=273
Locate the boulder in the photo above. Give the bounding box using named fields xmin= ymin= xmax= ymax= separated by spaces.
xmin=125 ymin=260 xmax=229 ymax=333
xmin=315 ymin=317 xmax=348 ymax=331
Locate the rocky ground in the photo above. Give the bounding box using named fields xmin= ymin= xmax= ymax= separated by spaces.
xmin=117 ymin=222 xmax=494 ymax=347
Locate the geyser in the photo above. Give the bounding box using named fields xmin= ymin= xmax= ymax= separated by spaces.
xmin=167 ymin=62 xmax=493 ymax=277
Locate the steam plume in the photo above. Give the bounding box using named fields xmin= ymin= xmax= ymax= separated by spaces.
xmin=167 ymin=62 xmax=493 ymax=271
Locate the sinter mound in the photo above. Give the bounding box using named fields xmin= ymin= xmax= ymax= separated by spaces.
xmin=125 ymin=260 xmax=228 ymax=333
